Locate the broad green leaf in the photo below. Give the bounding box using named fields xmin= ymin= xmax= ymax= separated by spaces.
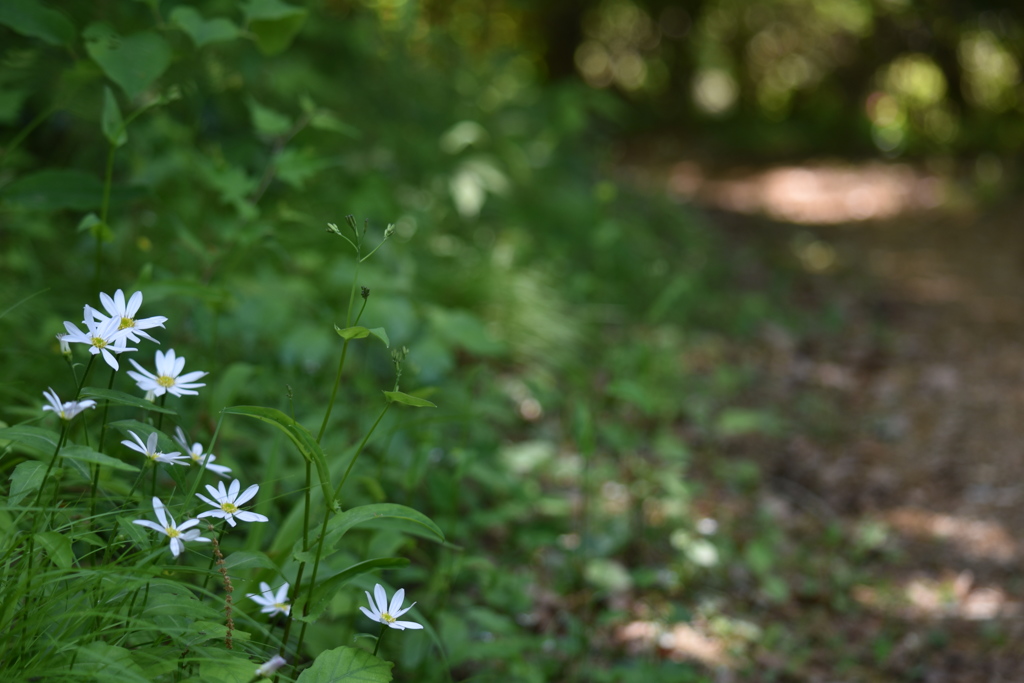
xmin=334 ymin=325 xmax=389 ymax=347
xmin=383 ymin=391 xmax=436 ymax=408
xmin=243 ymin=0 xmax=308 ymax=56
xmin=170 ymin=6 xmax=240 ymax=48
xmin=0 ymin=425 xmax=61 ymax=454
xmin=60 ymin=444 xmax=139 ymax=472
xmin=222 ymin=406 xmax=333 ymax=506
xmin=74 ymin=642 xmax=148 ymax=682
xmin=83 ymin=23 xmax=171 ymax=99
xmin=293 ymin=557 xmax=408 ymax=624
xmin=323 ymin=503 xmax=445 ymax=551
xmin=35 ymin=531 xmax=74 ymax=569
xmin=0 ymin=0 xmax=75 ymax=46
xmin=1 ymin=169 xmax=102 ymax=210
xmin=199 ymin=654 xmax=260 ymax=683
xmin=247 ymin=97 xmax=292 ymax=137
xmin=81 ymin=387 xmax=178 ymax=415
xmin=223 ymin=550 xmax=277 ymax=571
xmin=296 ymin=646 xmax=392 ymax=683
xmin=8 ymin=461 xmax=46 ymax=506
xmin=142 ymin=581 xmax=217 ymax=620
xmin=101 ymin=86 xmax=126 ymax=147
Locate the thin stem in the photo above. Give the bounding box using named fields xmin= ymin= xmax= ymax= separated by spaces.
xmin=333 ymin=402 xmax=391 ymax=503
xmin=90 ymin=365 xmax=119 ymax=521
xmin=315 ymin=341 xmax=350 ymax=443
xmin=95 ymin=142 xmax=117 ymax=286
xmin=372 ymin=622 xmax=387 ymax=657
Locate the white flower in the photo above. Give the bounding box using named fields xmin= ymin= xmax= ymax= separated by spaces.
xmin=91 ymin=289 xmax=167 ymax=344
xmin=174 ymin=427 xmax=231 ymax=477
xmin=360 ymin=584 xmax=423 ymax=630
xmin=196 ymin=479 xmax=268 ymax=527
xmin=121 ymin=430 xmax=190 ymax=466
xmin=62 ymin=305 xmax=137 ymax=370
xmin=41 ymin=387 xmax=96 ymax=421
xmin=255 ymin=655 xmax=287 ymax=677
xmin=56 ymin=334 xmax=71 ymax=357
xmin=132 ymin=496 xmax=210 ymax=558
xmin=127 ymin=349 xmax=207 ymax=397
xmin=247 ymin=582 xmax=291 ymax=616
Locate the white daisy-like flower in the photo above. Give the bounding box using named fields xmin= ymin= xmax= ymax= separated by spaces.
xmin=247 ymin=582 xmax=291 ymax=617
xmin=174 ymin=427 xmax=231 ymax=477
xmin=196 ymin=479 xmax=268 ymax=527
xmin=91 ymin=289 xmax=167 ymax=344
xmin=62 ymin=305 xmax=137 ymax=370
xmin=360 ymin=584 xmax=423 ymax=630
xmin=121 ymin=430 xmax=190 ymax=466
xmin=132 ymin=496 xmax=210 ymax=558
xmin=127 ymin=349 xmax=207 ymax=397
xmin=41 ymin=387 xmax=96 ymax=421
xmin=255 ymin=655 xmax=287 ymax=677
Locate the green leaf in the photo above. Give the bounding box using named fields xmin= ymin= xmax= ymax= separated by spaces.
xmin=294 ymin=557 xmax=409 ymax=624
xmin=323 ymin=503 xmax=445 ymax=551
xmin=336 ymin=326 xmax=389 ymax=347
xmin=243 ymin=0 xmax=308 ymax=55
xmin=296 ymin=646 xmax=393 ymax=683
xmin=170 ymin=6 xmax=240 ymax=48
xmin=199 ymin=654 xmax=261 ymax=683
xmin=0 ymin=425 xmax=61 ymax=454
xmin=80 ymin=387 xmax=178 ymax=415
xmin=368 ymin=328 xmax=390 ymax=348
xmin=222 ymin=406 xmax=333 ymax=506
xmin=0 ymin=0 xmax=75 ymax=46
xmin=1 ymin=169 xmax=102 ymax=211
xmin=8 ymin=461 xmax=46 ymax=507
xmin=383 ymin=391 xmax=436 ymax=408
xmin=223 ymin=550 xmax=277 ymax=571
xmin=60 ymin=445 xmax=139 ymax=473
xmin=35 ymin=531 xmax=74 ymax=569
xmin=247 ymin=97 xmax=292 ymax=137
xmin=73 ymin=642 xmax=148 ymax=682
xmin=83 ymin=23 xmax=172 ymax=99
xmin=101 ymin=86 xmax=127 ymax=147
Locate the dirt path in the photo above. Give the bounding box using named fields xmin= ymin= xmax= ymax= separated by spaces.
xmin=644 ymin=158 xmax=1024 ymax=679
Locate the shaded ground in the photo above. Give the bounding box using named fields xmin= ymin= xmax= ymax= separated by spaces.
xmin=625 ymin=155 xmax=1024 ymax=680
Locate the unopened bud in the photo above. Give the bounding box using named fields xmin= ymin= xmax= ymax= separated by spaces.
xmin=384 ymin=223 xmax=396 ymax=239
xmin=56 ymin=334 xmax=71 ymax=358
xmin=361 ymin=286 xmax=370 ymax=300
xmin=255 ymin=655 xmax=287 ymax=677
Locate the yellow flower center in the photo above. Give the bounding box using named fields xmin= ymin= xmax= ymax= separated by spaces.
xmin=381 ymin=612 xmax=396 ymax=624
xmin=157 ymin=376 xmax=175 ymax=388
xmin=90 ymin=336 xmax=107 ymax=349
xmin=119 ymin=316 xmax=135 ymax=330
xmin=221 ymin=502 xmax=239 ymax=514
xmin=275 ymin=603 xmax=290 ymax=614
xmin=166 ymin=527 xmax=180 ymax=538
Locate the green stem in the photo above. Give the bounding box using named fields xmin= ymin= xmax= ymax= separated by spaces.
xmin=372 ymin=622 xmax=387 ymax=657
xmin=90 ymin=364 xmax=119 ymax=522
xmin=315 ymin=340 xmax=350 ymax=443
xmin=333 ymin=402 xmax=391 ymax=503
xmin=201 ymin=525 xmax=228 ymax=592
xmin=94 ymin=142 xmax=117 ymax=286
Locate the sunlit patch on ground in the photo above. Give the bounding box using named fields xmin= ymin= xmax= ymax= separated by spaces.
xmin=615 ymin=619 xmax=736 ymax=667
xmin=853 ymin=571 xmax=1019 ymax=621
xmin=882 ymin=506 xmax=1018 ymax=565
xmin=667 ymin=161 xmax=947 ymax=224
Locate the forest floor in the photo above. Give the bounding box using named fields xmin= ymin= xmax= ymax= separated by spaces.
xmin=622 ymin=152 xmax=1024 ymax=681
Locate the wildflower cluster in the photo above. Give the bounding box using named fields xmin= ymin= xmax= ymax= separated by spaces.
xmin=7 ymin=263 xmax=429 ymax=680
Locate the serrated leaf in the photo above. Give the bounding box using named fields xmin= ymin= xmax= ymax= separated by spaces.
xmin=80 ymin=387 xmax=178 ymax=415
xmin=243 ymin=0 xmax=308 ymax=56
xmin=101 ymin=86 xmax=127 ymax=147
xmin=322 ymin=503 xmax=445 ymax=550
xmin=83 ymin=23 xmax=171 ymax=99
xmin=8 ymin=461 xmax=46 ymax=507
xmin=0 ymin=0 xmax=75 ymax=46
xmin=60 ymin=445 xmax=139 ymax=472
xmin=293 ymin=557 xmax=409 ymax=624
xmin=383 ymin=391 xmax=436 ymax=408
xmin=36 ymin=531 xmax=74 ymax=569
xmin=170 ymin=6 xmax=240 ymax=48
xmin=296 ymin=646 xmax=393 ymax=683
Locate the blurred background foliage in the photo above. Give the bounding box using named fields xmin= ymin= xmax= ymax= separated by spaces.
xmin=1 ymin=0 xmax=1021 ymax=680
